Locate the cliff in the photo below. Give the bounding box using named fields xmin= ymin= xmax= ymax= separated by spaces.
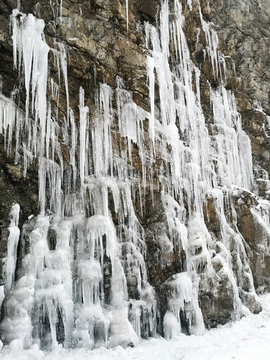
xmin=0 ymin=0 xmax=270 ymax=349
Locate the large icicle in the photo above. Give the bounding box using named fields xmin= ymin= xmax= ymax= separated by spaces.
xmin=126 ymin=0 xmax=129 ymax=32
xmin=79 ymin=87 xmax=89 ymax=186
xmin=11 ymin=10 xmax=50 ymax=156
xmin=210 ymin=86 xmax=253 ymax=190
xmin=4 ymin=204 xmax=20 ymax=295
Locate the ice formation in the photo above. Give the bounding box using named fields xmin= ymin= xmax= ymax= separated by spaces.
xmin=4 ymin=204 xmax=20 ymax=295
xmin=126 ymin=0 xmax=129 ymax=32
xmin=0 ymin=0 xmax=268 ymax=351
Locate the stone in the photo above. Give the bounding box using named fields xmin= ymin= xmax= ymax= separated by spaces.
xmin=0 ymin=0 xmax=270 ymax=344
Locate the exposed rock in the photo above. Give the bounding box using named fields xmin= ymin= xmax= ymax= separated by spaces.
xmin=0 ymin=0 xmax=270 ymax=349
xmin=235 ymin=190 xmax=270 ymax=293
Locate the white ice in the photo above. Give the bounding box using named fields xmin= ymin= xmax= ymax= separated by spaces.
xmin=2 ymin=0 xmax=270 ymax=353
xmin=126 ymin=0 xmax=129 ymax=32
xmin=1 ymin=293 xmax=270 ymax=360
xmin=4 ymin=204 xmax=20 ymax=295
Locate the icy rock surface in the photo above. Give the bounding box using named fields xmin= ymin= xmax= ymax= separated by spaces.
xmin=0 ymin=0 xmax=269 ymax=351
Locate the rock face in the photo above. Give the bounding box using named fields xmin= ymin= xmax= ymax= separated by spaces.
xmin=1 ymin=0 xmax=270 ymax=350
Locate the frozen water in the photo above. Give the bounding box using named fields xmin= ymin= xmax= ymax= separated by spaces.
xmin=1 ymin=0 xmax=270 ymax=353
xmin=126 ymin=0 xmax=129 ymax=32
xmin=4 ymin=204 xmax=20 ymax=295
xmin=0 ymin=293 xmax=270 ymax=359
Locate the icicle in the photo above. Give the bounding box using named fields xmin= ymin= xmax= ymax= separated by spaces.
xmin=69 ymin=107 xmax=77 ymax=187
xmin=0 ymin=94 xmax=17 ymax=157
xmin=54 ymin=41 xmax=69 ymax=119
xmin=164 ymin=273 xmax=204 ymax=337
xmin=50 ymin=0 xmax=63 ymax=24
xmin=187 ymin=0 xmax=192 ymax=11
xmin=146 ymin=56 xmax=156 ymax=143
xmin=79 ymin=87 xmax=89 ymax=186
xmin=198 ymin=1 xmax=219 ymax=79
xmin=126 ymin=0 xmax=129 ymax=32
xmin=160 ymin=1 xmax=170 ymax=58
xmin=4 ymin=204 xmax=20 ymax=295
xmin=11 ymin=10 xmax=50 ymax=157
xmin=11 ymin=10 xmax=19 ymax=70
xmin=0 ymin=286 xmax=4 ymax=309
xmin=210 ymin=86 xmax=253 ymax=190
xmin=1 ymin=0 xmax=265 ymax=350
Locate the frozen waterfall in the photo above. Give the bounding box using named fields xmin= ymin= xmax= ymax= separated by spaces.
xmin=0 ymin=0 xmax=268 ymax=351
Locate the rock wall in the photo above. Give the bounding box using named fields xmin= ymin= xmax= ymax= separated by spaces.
xmin=0 ymin=0 xmax=270 ymax=349
xmin=0 ymin=1 xmax=269 ymax=223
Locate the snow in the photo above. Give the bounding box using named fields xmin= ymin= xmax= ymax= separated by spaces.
xmin=1 ymin=293 xmax=270 ymax=360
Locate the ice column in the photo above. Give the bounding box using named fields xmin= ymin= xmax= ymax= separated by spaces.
xmin=126 ymin=0 xmax=129 ymax=32
xmin=211 ymin=86 xmax=253 ymax=190
xmin=164 ymin=273 xmax=204 ymax=338
xmin=11 ymin=10 xmax=49 ymax=156
xmin=79 ymin=87 xmax=89 ymax=186
xmin=0 ymin=94 xmax=17 ymax=158
xmin=4 ymin=204 xmax=20 ymax=295
xmin=35 ymin=218 xmax=74 ymax=348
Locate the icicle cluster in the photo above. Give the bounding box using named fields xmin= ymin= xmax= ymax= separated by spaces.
xmin=0 ymin=0 xmax=268 ymax=351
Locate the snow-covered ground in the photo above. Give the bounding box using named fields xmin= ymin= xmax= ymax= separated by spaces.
xmin=1 ymin=293 xmax=270 ymax=360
